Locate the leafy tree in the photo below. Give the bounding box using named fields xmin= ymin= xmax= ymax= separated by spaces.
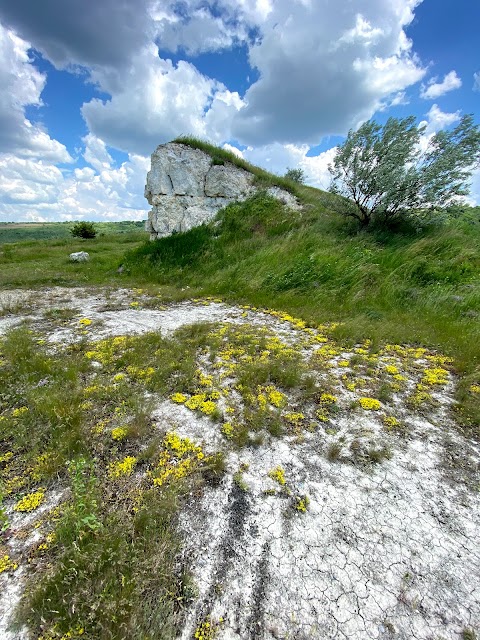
xmin=284 ymin=167 xmax=306 ymax=183
xmin=71 ymin=221 xmax=97 ymax=239
xmin=328 ymin=114 xmax=480 ymax=227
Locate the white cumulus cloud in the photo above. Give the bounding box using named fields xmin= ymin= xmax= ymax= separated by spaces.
xmin=0 ymin=23 xmax=72 ymax=162
xmin=420 ymin=70 xmax=462 ymax=100
xmin=82 ymin=45 xmax=244 ymax=156
xmin=232 ymin=0 xmax=426 ymax=145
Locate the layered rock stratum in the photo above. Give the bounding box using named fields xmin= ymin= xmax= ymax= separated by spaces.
xmin=144 ymin=142 xmax=298 ymax=239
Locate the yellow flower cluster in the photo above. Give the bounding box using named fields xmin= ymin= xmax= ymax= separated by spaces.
xmin=221 ymin=422 xmax=234 ymax=438
xmin=268 ymin=466 xmax=286 ymax=486
xmin=295 ymin=495 xmax=310 ymax=513
xmin=151 ymin=432 xmax=205 ymax=487
xmin=126 ymin=365 xmax=155 ymax=382
xmin=422 ymin=367 xmax=449 ymax=386
xmin=14 ymin=490 xmax=45 ymax=512
xmin=383 ymin=415 xmax=400 ymax=429
xmin=184 ymin=392 xmax=219 ymax=415
xmin=320 ymin=393 xmax=337 ymax=405
xmin=385 ymin=365 xmax=399 ymax=375
xmin=171 ymin=392 xmax=187 ymax=403
xmin=85 ymin=335 xmax=128 ymax=365
xmin=197 ymin=371 xmax=213 ymax=387
xmin=284 ymin=412 xmax=305 ymax=425
xmin=12 ymin=406 xmax=29 ymax=418
xmin=111 ymin=427 xmax=129 ymax=441
xmin=78 ymin=318 xmax=92 ymax=326
xmin=0 ymin=554 xmax=18 ymax=574
xmin=108 ymin=456 xmax=137 ymax=479
xmin=358 ymin=397 xmax=381 ymax=410
xmin=194 ymin=617 xmax=224 ymax=639
xmin=470 ymin=384 xmax=480 ymax=394
xmin=0 ymin=451 xmax=13 ymax=464
xmin=265 ymin=386 xmax=287 ymax=408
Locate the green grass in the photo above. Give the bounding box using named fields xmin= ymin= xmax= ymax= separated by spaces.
xmin=0 ymin=220 xmax=145 ymax=244
xmin=1 ymin=326 xmax=226 ymax=639
xmin=125 ymin=190 xmax=480 ymax=433
xmin=0 ymin=231 xmax=146 ymax=289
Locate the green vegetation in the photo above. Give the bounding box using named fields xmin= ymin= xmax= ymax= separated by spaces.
xmin=0 ymin=229 xmax=145 ymax=289
xmin=0 ymin=326 xmax=227 ymax=639
xmin=2 ymin=142 xmax=480 ymax=638
xmin=284 ymin=167 xmax=306 ymax=184
xmin=71 ymin=221 xmax=97 ymax=239
xmin=0 ymin=220 xmax=144 ymax=244
xmin=329 ymin=114 xmax=480 ymax=227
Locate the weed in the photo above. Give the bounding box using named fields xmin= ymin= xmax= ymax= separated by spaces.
xmin=327 ymin=442 xmax=343 ymax=462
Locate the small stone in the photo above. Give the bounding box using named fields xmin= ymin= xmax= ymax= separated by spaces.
xmin=69 ymin=251 xmax=90 ymax=262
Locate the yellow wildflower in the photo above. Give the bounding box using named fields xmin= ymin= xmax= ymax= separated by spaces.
xmin=171 ymin=392 xmax=187 ymax=404
xmin=268 ymin=466 xmax=286 ymax=486
xmin=108 ymin=456 xmax=137 ymax=479
xmin=358 ymin=397 xmax=381 ymax=410
xmin=14 ymin=490 xmax=45 ymax=512
xmin=0 ymin=555 xmax=18 ymax=574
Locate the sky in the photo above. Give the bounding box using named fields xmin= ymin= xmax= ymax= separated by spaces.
xmin=0 ymin=0 xmax=478 ymax=222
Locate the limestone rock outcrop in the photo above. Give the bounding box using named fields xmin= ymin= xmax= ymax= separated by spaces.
xmin=144 ymin=142 xmax=299 ymax=239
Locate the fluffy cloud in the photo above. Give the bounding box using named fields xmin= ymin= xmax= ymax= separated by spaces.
xmin=420 ymin=70 xmax=462 ymax=100
xmin=0 ymin=0 xmax=152 ymax=69
xmin=419 ymin=103 xmax=461 ymax=136
xmin=236 ymin=142 xmax=335 ymax=190
xmin=232 ymin=0 xmax=426 ymax=145
xmin=0 ymin=24 xmax=71 ymax=162
xmin=82 ymin=46 xmax=244 ymax=156
xmin=0 ymin=149 xmax=150 ymax=222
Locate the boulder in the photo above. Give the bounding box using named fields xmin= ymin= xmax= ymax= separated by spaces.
xmin=144 ymin=143 xmax=300 ymax=239
xmin=69 ymin=251 xmax=90 ymax=262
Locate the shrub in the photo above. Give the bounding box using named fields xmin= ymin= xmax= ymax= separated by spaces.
xmin=284 ymin=168 xmax=306 ymax=183
xmin=71 ymin=221 xmax=97 ymax=239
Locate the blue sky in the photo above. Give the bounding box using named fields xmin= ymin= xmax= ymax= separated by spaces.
xmin=0 ymin=0 xmax=478 ymax=222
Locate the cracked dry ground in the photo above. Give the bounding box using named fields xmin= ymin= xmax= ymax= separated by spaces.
xmin=1 ymin=286 xmax=479 ymax=640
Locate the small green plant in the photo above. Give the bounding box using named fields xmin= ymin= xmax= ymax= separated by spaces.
xmin=0 ymin=493 xmax=9 ymax=533
xmin=71 ymin=221 xmax=97 ymax=239
xmin=284 ymin=167 xmax=306 ymax=184
xmin=463 ymin=629 xmax=477 ymax=640
xmin=64 ymin=457 xmax=102 ymax=534
xmin=326 ymin=441 xmax=342 ymax=462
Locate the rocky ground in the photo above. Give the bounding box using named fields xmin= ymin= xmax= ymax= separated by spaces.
xmin=0 ymin=287 xmax=479 ymax=640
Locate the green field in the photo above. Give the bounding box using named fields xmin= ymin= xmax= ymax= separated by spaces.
xmin=0 ymin=220 xmax=145 ymax=244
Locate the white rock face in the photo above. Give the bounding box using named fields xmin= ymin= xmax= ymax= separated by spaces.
xmin=144 ymin=143 xmax=299 ymax=239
